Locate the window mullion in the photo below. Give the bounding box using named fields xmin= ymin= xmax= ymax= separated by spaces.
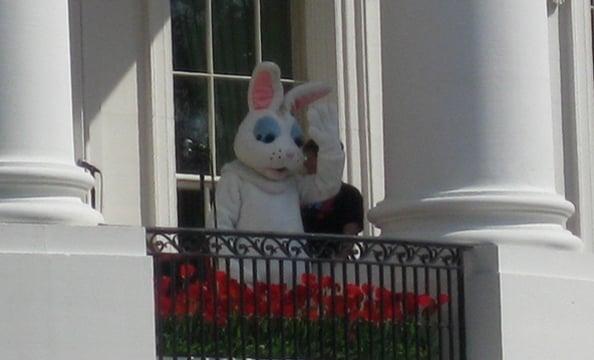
xmin=205 ymin=0 xmax=214 ymax=75
xmin=206 ymin=0 xmax=217 ymax=176
xmin=255 ymin=0 xmax=262 ymax=63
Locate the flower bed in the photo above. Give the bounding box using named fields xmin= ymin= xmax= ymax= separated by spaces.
xmin=156 ymin=263 xmax=450 ymax=359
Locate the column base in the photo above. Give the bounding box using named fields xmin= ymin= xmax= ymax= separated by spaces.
xmin=368 ymin=189 xmax=582 ymax=250
xmin=0 ymin=198 xmax=103 ymax=225
xmin=0 ymin=161 xmax=103 ymax=225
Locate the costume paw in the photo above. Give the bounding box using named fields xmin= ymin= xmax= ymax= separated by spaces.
xmin=307 ymin=104 xmax=341 ymax=152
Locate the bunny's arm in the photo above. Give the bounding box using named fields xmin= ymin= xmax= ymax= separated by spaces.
xmin=215 ymin=171 xmax=242 ymax=230
xmin=297 ymin=104 xmax=345 ymax=203
xmin=297 ymin=150 xmax=344 ymax=203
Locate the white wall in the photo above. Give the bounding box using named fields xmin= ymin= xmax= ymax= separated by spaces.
xmin=0 ymin=225 xmax=155 ymax=359
xmin=71 ymin=0 xmax=151 ymax=225
xmin=465 ymin=245 xmax=594 ymax=359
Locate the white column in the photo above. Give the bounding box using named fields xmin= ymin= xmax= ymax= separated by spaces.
xmin=0 ymin=0 xmax=102 ymax=224
xmin=368 ymin=0 xmax=581 ymax=250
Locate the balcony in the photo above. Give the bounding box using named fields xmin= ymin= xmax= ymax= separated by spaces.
xmin=148 ymin=228 xmax=467 ymax=360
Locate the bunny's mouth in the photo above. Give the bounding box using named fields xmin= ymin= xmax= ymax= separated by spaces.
xmin=271 ymin=167 xmax=289 ymax=176
xmin=258 ymin=166 xmax=291 ymax=180
xmin=263 ymin=167 xmax=290 ymax=179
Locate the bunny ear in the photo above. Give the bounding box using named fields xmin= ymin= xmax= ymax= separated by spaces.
xmin=283 ymin=82 xmax=332 ymax=114
xmin=248 ymin=62 xmax=284 ymax=111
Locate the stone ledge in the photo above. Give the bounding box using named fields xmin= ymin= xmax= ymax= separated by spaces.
xmin=0 ymin=223 xmax=146 ymax=256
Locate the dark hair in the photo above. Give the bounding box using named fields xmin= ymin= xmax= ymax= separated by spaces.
xmin=303 ymin=139 xmax=344 ymax=154
xmin=303 ymin=139 xmax=319 ymax=155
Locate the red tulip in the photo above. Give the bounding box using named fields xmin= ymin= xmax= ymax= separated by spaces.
xmin=179 ymin=263 xmax=196 ymax=279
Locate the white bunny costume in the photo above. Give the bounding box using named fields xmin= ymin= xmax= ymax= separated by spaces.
xmin=214 ymin=62 xmax=344 ymax=283
xmin=216 ymin=62 xmax=344 ymax=232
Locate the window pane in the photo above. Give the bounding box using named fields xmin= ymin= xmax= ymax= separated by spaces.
xmin=177 ymin=189 xmax=211 ymax=254
xmin=171 ymin=0 xmax=207 ymax=72
xmin=214 ymin=79 xmax=250 ymax=172
xmin=261 ymin=0 xmax=293 ymax=77
xmin=177 ymin=189 xmax=205 ymax=227
xmin=212 ymin=0 xmax=255 ymax=75
xmin=174 ymin=75 xmax=210 ymax=174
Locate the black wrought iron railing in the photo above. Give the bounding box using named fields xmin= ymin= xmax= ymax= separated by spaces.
xmin=148 ymin=228 xmax=467 ymax=360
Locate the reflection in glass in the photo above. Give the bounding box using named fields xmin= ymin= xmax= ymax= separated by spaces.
xmin=177 ymin=189 xmax=205 ymax=228
xmin=212 ymin=0 xmax=255 ymax=75
xmin=170 ymin=0 xmax=207 ymax=72
xmin=174 ymin=75 xmax=210 ymax=174
xmin=215 ymin=79 xmax=250 ymax=172
xmin=261 ymin=0 xmax=293 ymax=78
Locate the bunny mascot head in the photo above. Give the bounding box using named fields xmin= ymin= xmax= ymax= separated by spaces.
xmin=215 ymin=62 xmax=344 ymax=233
xmin=233 ymin=62 xmax=331 ymax=181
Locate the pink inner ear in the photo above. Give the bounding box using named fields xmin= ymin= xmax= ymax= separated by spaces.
xmin=252 ymin=72 xmax=274 ymax=110
xmin=291 ymin=92 xmax=325 ymax=113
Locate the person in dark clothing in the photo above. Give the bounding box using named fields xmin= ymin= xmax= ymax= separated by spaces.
xmin=301 ymin=140 xmax=364 ymax=257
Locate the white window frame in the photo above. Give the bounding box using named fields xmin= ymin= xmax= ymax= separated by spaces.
xmin=301 ymin=0 xmax=384 ymax=235
xmin=145 ymin=0 xmax=178 ymax=227
xmin=336 ymin=0 xmax=384 ymax=235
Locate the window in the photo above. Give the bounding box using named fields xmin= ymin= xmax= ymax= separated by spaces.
xmin=170 ymin=0 xmax=299 ymax=227
xmin=145 ymin=1 xmax=383 ymax=234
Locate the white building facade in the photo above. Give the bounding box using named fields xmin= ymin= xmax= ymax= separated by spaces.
xmin=1 ymin=0 xmax=594 ymax=358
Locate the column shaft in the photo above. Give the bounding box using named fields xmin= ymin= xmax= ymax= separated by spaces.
xmin=0 ymin=0 xmax=102 ymax=224
xmin=369 ymin=0 xmax=580 ymax=249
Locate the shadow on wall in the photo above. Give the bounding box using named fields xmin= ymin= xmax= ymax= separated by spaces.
xmin=69 ymin=0 xmax=169 ymax=225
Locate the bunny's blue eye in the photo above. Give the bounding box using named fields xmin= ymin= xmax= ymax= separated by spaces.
xmin=254 ymin=116 xmax=280 ymax=144
xmin=291 ymin=122 xmax=304 ymax=147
